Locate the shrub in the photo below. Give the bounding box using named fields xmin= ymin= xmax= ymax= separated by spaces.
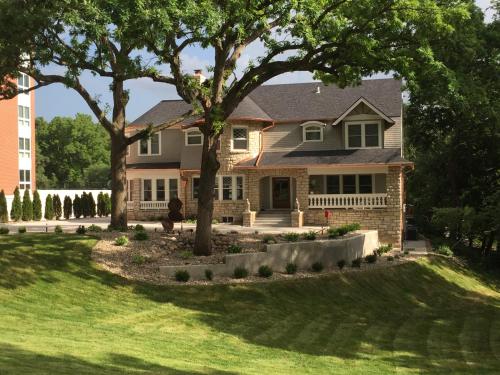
xmin=132 ymin=254 xmax=146 ymax=265
xmin=0 ymin=227 xmax=9 ymax=234
xmin=180 ymin=250 xmax=193 ymax=259
xmin=32 ymin=191 xmax=42 ymax=221
xmin=168 ymin=198 xmax=184 ymax=222
xmin=18 ymin=226 xmax=26 ymax=234
xmin=76 ymin=225 xmax=86 ymax=234
xmin=21 ymin=189 xmax=33 ymax=221
xmin=327 ymin=227 xmax=340 ymax=239
xmin=63 ymin=196 xmax=72 ymax=219
xmin=258 ymin=265 xmax=273 ymax=278
xmin=53 ymin=194 xmax=62 ymax=220
xmin=97 ymin=192 xmax=106 ymax=217
xmin=87 ymin=224 xmax=102 ymax=232
xmin=352 ymin=258 xmax=362 ymax=268
xmin=337 ymin=259 xmax=346 ymax=270
xmin=365 ymin=253 xmax=378 ymax=263
xmin=286 ymin=263 xmax=297 ymax=274
xmin=175 ymin=270 xmax=190 ymax=282
xmin=81 ymin=192 xmax=89 ymax=217
xmin=0 ymin=190 xmax=9 ymax=223
xmin=375 ymin=243 xmax=393 ymax=256
xmin=435 ymin=245 xmax=453 ymax=257
xmin=344 ymin=223 xmax=361 ymax=232
xmin=134 ymin=224 xmax=145 ymax=232
xmin=133 ymin=231 xmax=149 ymax=241
xmin=10 ymin=187 xmax=22 ymax=221
xmin=262 ymin=235 xmax=275 ymax=244
xmin=303 ymin=231 xmax=317 ymax=240
xmin=88 ymin=193 xmax=96 ymax=218
xmin=205 ymin=269 xmax=213 ymax=281
xmin=54 ymin=225 xmax=63 ymax=234
xmin=185 ymin=217 xmax=197 ymax=224
xmin=44 ymin=194 xmax=54 ymax=220
xmin=104 ymin=193 xmax=111 ymax=216
xmin=387 ymin=256 xmax=394 ymax=261
xmin=227 ymin=244 xmax=242 ymax=254
xmin=73 ymin=194 xmax=82 ymax=219
xmin=403 ymin=249 xmax=410 ymax=255
xmin=284 ymin=232 xmax=300 ymax=242
xmin=233 ymin=267 xmax=248 ymax=279
xmin=394 ymin=254 xmax=400 ymax=260
xmin=115 ymin=235 xmax=129 ymax=246
xmin=311 ymin=262 xmax=324 ymax=272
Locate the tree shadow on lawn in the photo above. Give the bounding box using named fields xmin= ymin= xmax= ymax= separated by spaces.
xmin=0 ymin=343 xmax=236 ymax=375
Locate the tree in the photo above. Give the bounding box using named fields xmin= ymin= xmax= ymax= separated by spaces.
xmin=97 ymin=192 xmax=105 ymax=217
xmin=10 ymin=187 xmax=22 ymax=221
xmin=53 ymin=194 xmax=62 ymax=220
xmin=63 ymin=195 xmax=72 ymax=219
xmin=0 ymin=0 xmax=470 ymax=254
xmin=0 ymin=190 xmax=8 ymax=223
xmin=104 ymin=193 xmax=111 ymax=217
xmin=44 ymin=194 xmax=54 ymax=220
xmin=73 ymin=195 xmax=82 ymax=219
xmin=81 ymin=192 xmax=89 ymax=218
xmin=22 ymin=189 xmax=33 ymax=221
xmin=33 ymin=190 xmax=42 ymax=221
xmin=88 ymin=192 xmax=97 ymax=218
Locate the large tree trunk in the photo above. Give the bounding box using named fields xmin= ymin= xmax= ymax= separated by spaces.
xmin=110 ymin=135 xmax=128 ymax=230
xmin=193 ymin=136 xmax=220 ymax=256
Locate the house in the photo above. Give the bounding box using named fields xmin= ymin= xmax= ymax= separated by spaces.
xmin=125 ymin=78 xmax=412 ymax=244
xmin=0 ymin=73 xmax=35 ymax=194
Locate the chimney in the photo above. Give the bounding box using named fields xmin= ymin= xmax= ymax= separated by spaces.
xmin=193 ymin=69 xmax=206 ymax=83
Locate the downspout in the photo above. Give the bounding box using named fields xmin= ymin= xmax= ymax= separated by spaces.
xmin=256 ymin=121 xmax=275 ymax=167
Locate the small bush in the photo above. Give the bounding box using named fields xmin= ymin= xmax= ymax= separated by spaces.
xmin=435 ymin=244 xmax=453 ymax=257
xmin=134 ymin=224 xmax=145 ymax=232
xmin=185 ymin=217 xmax=197 ymax=224
xmin=344 ymin=223 xmax=361 ymax=232
xmin=205 ymin=269 xmax=213 ymax=281
xmin=0 ymin=227 xmax=9 ymax=234
xmin=258 ymin=265 xmax=273 ymax=278
xmin=233 ymin=267 xmax=248 ymax=279
xmin=284 ymin=232 xmax=300 ymax=242
xmin=387 ymin=256 xmax=394 ymax=261
xmin=44 ymin=194 xmax=54 ymax=220
xmin=87 ymin=224 xmax=102 ymax=233
xmin=115 ymin=236 xmax=129 ymax=246
xmin=54 ymin=225 xmax=63 ymax=234
xmin=403 ymin=249 xmax=410 ymax=255
xmin=132 ymin=254 xmax=146 ymax=265
xmin=394 ymin=254 xmax=400 ymax=260
xmin=352 ymin=258 xmax=362 ymax=268
xmin=327 ymin=227 xmax=340 ymax=239
xmin=32 ymin=191 xmax=42 ymax=221
xmin=76 ymin=225 xmax=86 ymax=235
xmin=0 ymin=190 xmax=9 ymax=223
xmin=262 ymin=235 xmax=275 ymax=244
xmin=212 ymin=219 xmax=219 ymax=224
xmin=285 ymin=263 xmax=297 ymax=274
xmin=18 ymin=226 xmax=27 ymax=234
xmin=303 ymin=231 xmax=317 ymax=240
xmin=311 ymin=262 xmax=323 ymax=272
xmin=337 ymin=259 xmax=346 ymax=270
xmin=133 ymin=231 xmax=149 ymax=241
xmin=175 ymin=270 xmax=190 ymax=282
xmin=227 ymin=244 xmax=242 ymax=254
xmin=10 ymin=187 xmax=22 ymax=221
xmin=365 ymin=253 xmax=377 ymax=263
xmin=22 ymin=189 xmax=33 ymax=221
xmin=378 ymin=244 xmax=393 ymax=254
xmin=180 ymin=250 xmax=193 ymax=259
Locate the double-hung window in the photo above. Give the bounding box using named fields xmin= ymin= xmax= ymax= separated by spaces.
xmin=18 ymin=137 xmax=30 ymax=158
xmin=143 ymin=178 xmax=179 ymax=201
xmin=358 ymin=175 xmax=373 ymax=194
xmin=143 ymin=179 xmax=153 ymax=201
xmin=17 ymin=73 xmax=29 ymax=91
xmin=19 ymin=169 xmax=31 ymax=190
xmin=232 ymin=126 xmax=248 ymax=150
xmin=138 ymin=133 xmax=161 ymax=156
xmin=193 ymin=175 xmax=244 ymax=201
xmin=222 ymin=176 xmax=233 ymax=200
xmin=345 ymin=121 xmax=382 ymax=149
xmin=169 ymin=179 xmax=178 ymax=199
xmin=18 ymin=105 xmax=30 ymax=127
xmin=186 ymin=129 xmax=203 ymax=146
xmin=156 ymin=179 xmax=166 ymax=201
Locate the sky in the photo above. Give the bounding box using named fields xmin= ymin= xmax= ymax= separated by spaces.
xmin=35 ymin=0 xmax=495 ymax=122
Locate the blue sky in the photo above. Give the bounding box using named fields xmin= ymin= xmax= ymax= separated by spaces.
xmin=36 ymin=0 xmax=494 ymax=122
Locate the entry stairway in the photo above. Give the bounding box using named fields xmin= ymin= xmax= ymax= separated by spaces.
xmin=254 ymin=210 xmax=292 ymax=227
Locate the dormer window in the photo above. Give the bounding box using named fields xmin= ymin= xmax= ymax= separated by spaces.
xmin=185 ymin=129 xmax=203 ymax=146
xmin=232 ymin=126 xmax=248 ymax=151
xmin=345 ymin=121 xmax=382 ymax=149
xmin=301 ymin=121 xmax=325 ymax=142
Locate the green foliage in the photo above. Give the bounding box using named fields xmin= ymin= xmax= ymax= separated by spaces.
xmin=303 ymin=231 xmax=317 ymax=241
xmin=87 ymin=224 xmax=102 ymax=233
xmin=21 ymin=190 xmax=33 ymax=221
xmin=175 ymin=270 xmax=190 ymax=282
xmin=329 ymin=223 xmax=361 ymax=238
xmin=352 ymin=258 xmax=362 ymax=268
xmin=115 ymin=236 xmax=129 ymax=246
xmin=32 ymin=191 xmax=42 ymax=221
xmin=435 ymin=245 xmax=453 ymax=257
xmin=431 ymin=208 xmax=464 ymax=240
xmin=76 ymin=226 xmax=86 ymax=235
xmin=88 ymin=193 xmax=96 ymax=218
xmin=328 ymin=228 xmax=341 ymax=239
xmin=233 ymin=267 xmax=248 ymax=279
xmin=285 ymin=263 xmax=297 ymax=275
xmin=0 ymin=190 xmax=8 ymax=223
xmin=337 ymin=260 xmax=346 ymax=270
xmin=134 ymin=224 xmax=145 ymax=232
xmin=44 ymin=194 xmax=54 ymax=220
xmin=227 ymin=244 xmax=242 ymax=254
xmin=63 ymin=196 xmax=72 ymax=220
xmin=104 ymin=193 xmax=111 ymax=216
xmin=180 ymin=250 xmax=193 ymax=259
xmin=262 ymin=235 xmax=275 ymax=244
xmin=365 ymin=254 xmax=378 ymax=264
xmin=54 ymin=225 xmax=63 ymax=234
xmin=376 ymin=244 xmax=393 ymax=256
xmin=81 ymin=192 xmax=89 ymax=218
xmin=97 ymin=192 xmax=106 ymax=217
xmin=284 ymin=232 xmax=300 ymax=242
xmin=258 ymin=265 xmax=273 ymax=278
xmin=73 ymin=195 xmax=82 ymax=219
xmin=387 ymin=256 xmax=395 ymax=261
xmin=10 ymin=187 xmax=22 ymax=222
xmin=53 ymin=194 xmax=62 ymax=220
xmin=311 ymin=262 xmax=323 ymax=273
xmin=18 ymin=226 xmax=26 ymax=234
xmin=133 ymin=231 xmax=149 ymax=241
xmin=132 ymin=254 xmax=146 ymax=265
xmin=205 ymin=269 xmax=213 ymax=281
xmin=0 ymin=227 xmax=9 ymax=234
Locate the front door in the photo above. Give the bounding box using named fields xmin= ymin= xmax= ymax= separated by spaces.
xmin=272 ymin=177 xmax=291 ymax=209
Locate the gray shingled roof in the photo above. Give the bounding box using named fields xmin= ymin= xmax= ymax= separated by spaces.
xmin=236 ymin=148 xmax=410 ymax=168
xmin=130 ymin=78 xmax=401 ymax=126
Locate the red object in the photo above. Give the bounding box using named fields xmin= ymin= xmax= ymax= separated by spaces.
xmin=324 ymin=210 xmax=331 ymax=218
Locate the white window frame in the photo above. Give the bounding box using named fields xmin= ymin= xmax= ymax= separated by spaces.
xmin=18 ymin=137 xmax=31 ymax=158
xmin=185 ymin=128 xmax=203 ymax=146
xmin=142 ymin=177 xmax=179 ymax=201
xmin=18 ymin=105 xmax=30 ymax=128
xmin=301 ymin=121 xmax=325 ymax=142
xmin=17 ymin=73 xmax=29 ymax=91
xmin=138 ymin=132 xmax=161 ymax=156
xmin=345 ymin=121 xmax=382 ymax=149
xmin=192 ymin=175 xmax=245 ymax=201
xmin=231 ymin=125 xmax=249 ymax=151
xmin=19 ymin=169 xmax=31 ymax=190
xmin=310 ymin=174 xmax=376 ymax=194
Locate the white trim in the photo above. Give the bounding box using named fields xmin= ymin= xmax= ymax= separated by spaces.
xmin=141 ymin=177 xmax=179 ymax=202
xmin=231 ymin=125 xmax=249 ymax=151
xmin=332 ymin=97 xmax=394 ymax=125
xmin=192 ymin=174 xmax=245 ymax=201
xmin=344 ymin=121 xmax=382 ymax=149
xmin=138 ymin=132 xmax=162 ymax=156
xmin=185 ymin=128 xmax=203 ymax=146
xmin=301 ymin=121 xmax=325 ymax=142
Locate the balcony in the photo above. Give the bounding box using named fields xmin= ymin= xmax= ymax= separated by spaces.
xmin=140 ymin=201 xmax=169 ymax=210
xmin=308 ymin=193 xmax=387 ymax=209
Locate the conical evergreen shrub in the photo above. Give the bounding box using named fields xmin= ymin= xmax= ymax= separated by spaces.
xmin=0 ymin=190 xmax=8 ymax=223
xmin=73 ymin=194 xmax=82 ymax=218
xmin=97 ymin=192 xmax=105 ymax=217
xmin=33 ymin=190 xmax=42 ymax=221
xmin=89 ymin=192 xmax=96 ymax=218
xmin=44 ymin=194 xmax=54 ymax=220
xmin=81 ymin=192 xmax=89 ymax=217
xmin=22 ymin=189 xmax=33 ymax=221
xmin=53 ymin=194 xmax=62 ymax=220
xmin=104 ymin=193 xmax=111 ymax=216
xmin=10 ymin=187 xmax=22 ymax=221
xmin=63 ymin=196 xmax=72 ymax=219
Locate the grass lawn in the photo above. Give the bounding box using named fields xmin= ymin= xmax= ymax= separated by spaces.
xmin=0 ymin=234 xmax=499 ymax=374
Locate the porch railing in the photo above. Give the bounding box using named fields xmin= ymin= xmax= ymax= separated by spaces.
xmin=308 ymin=193 xmax=388 ymax=209
xmin=140 ymin=201 xmax=169 ymax=210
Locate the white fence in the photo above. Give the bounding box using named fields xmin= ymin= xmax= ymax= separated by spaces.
xmin=5 ymin=189 xmax=111 ymax=221
xmin=308 ymin=193 xmax=388 ymax=209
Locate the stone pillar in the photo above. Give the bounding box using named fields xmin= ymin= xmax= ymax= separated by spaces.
xmin=242 ymin=211 xmax=256 ymax=227
xmin=385 ymin=166 xmax=402 ymax=245
xmin=132 ymin=178 xmax=141 ymax=220
xmin=291 ymin=210 xmax=303 ymax=227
